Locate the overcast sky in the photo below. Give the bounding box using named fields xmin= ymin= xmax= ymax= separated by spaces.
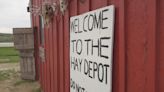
xmin=0 ymin=0 xmax=30 ymax=34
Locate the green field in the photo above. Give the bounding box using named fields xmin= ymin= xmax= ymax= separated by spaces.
xmin=0 ymin=33 xmax=13 ymax=42
xmin=0 ymin=47 xmax=19 ymax=63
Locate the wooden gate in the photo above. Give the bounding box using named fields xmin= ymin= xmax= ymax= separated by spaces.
xmin=13 ymin=28 xmax=36 ymax=80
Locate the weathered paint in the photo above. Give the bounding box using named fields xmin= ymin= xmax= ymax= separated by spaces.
xmin=32 ymin=0 xmax=164 ymax=92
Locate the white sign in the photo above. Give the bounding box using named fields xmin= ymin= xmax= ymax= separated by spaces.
xmin=70 ymin=5 xmax=115 ymax=92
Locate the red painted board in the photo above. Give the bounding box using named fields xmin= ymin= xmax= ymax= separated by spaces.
xmin=158 ymin=0 xmax=164 ymax=92
xmin=91 ymin=0 xmax=108 ymax=10
xmin=63 ymin=8 xmax=70 ymax=92
xmin=52 ymin=17 xmax=59 ymax=92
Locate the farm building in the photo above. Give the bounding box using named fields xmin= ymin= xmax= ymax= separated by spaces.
xmin=27 ymin=0 xmax=164 ymax=92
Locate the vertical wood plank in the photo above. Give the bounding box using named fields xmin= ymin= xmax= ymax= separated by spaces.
xmin=115 ymin=0 xmax=126 ymax=92
xmin=157 ymin=0 xmax=164 ymax=92
xmin=48 ymin=1 xmax=54 ymax=92
xmin=125 ymin=0 xmax=157 ymax=92
xmin=47 ymin=19 xmax=51 ymax=92
xmin=63 ymin=10 xmax=69 ymax=92
xmin=56 ymin=2 xmax=64 ymax=92
xmin=49 ymin=0 xmax=59 ymax=92
xmin=56 ymin=1 xmax=64 ymax=92
xmin=44 ymin=21 xmax=50 ymax=92
xmin=126 ymin=0 xmax=148 ymax=92
xmin=49 ymin=15 xmax=53 ymax=92
xmin=52 ymin=11 xmax=59 ymax=92
xmin=144 ymin=0 xmax=156 ymax=92
xmin=109 ymin=0 xmax=127 ymax=92
xmin=44 ymin=28 xmax=48 ymax=92
xmin=45 ymin=0 xmax=52 ymax=91
xmin=58 ymin=15 xmax=64 ymax=92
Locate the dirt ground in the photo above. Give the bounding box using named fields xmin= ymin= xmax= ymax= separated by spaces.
xmin=0 ymin=63 xmax=40 ymax=92
xmin=0 ymin=63 xmax=19 ymax=71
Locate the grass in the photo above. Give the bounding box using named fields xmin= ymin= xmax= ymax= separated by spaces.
xmin=0 ymin=47 xmax=19 ymax=63
xmin=0 ymin=69 xmax=18 ymax=81
xmin=14 ymin=80 xmax=35 ymax=86
xmin=0 ymin=70 xmax=10 ymax=80
xmin=0 ymin=33 xmax=13 ymax=42
xmin=33 ymin=87 xmax=42 ymax=92
xmin=14 ymin=79 xmax=41 ymax=92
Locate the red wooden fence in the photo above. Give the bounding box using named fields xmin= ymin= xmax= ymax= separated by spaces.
xmin=32 ymin=0 xmax=164 ymax=92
